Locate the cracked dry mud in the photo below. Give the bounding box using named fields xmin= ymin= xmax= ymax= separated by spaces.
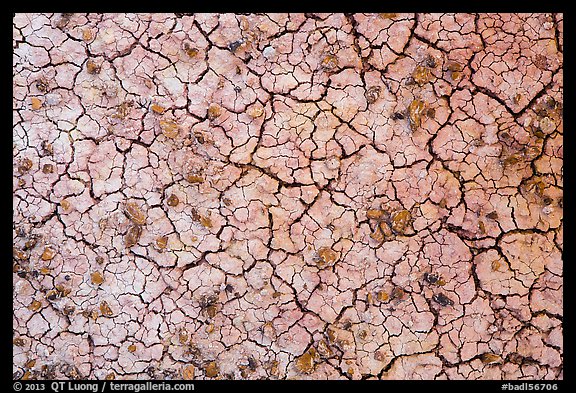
xmin=13 ymin=13 xmax=563 ymax=380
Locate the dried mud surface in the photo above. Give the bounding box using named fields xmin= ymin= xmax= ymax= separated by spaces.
xmin=13 ymin=13 xmax=563 ymax=380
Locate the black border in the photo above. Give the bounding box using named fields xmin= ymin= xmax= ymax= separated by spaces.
xmin=9 ymin=6 xmax=571 ymax=391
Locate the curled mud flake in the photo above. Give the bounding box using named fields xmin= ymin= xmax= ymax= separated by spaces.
xmin=316 ymin=247 xmax=338 ymax=267
xmin=207 ymin=103 xmax=222 ymax=120
xmin=125 ymin=225 xmax=143 ymax=248
xmin=436 ymin=278 xmax=446 ymax=286
xmin=379 ymin=13 xmax=398 ymax=19
xmin=295 ymin=348 xmax=317 ymax=374
xmin=412 ymin=65 xmax=433 ymax=86
xmin=41 ymin=247 xmax=56 ymax=261
xmin=28 ymin=300 xmax=42 ymax=312
xmin=124 ymin=202 xmax=147 ymax=225
xmin=91 ymin=271 xmax=104 ymax=286
xmin=18 ymin=158 xmax=33 ymax=174
xmin=86 ymin=60 xmax=101 ymax=75
xmin=159 ymin=120 xmax=179 ymax=139
xmin=151 ymin=104 xmax=166 ymax=114
xmin=127 ymin=344 xmax=137 ymax=353
xmin=205 ymin=323 xmax=215 ymax=333
xmin=365 ymin=86 xmax=381 ymax=104
xmin=182 ymin=364 xmax=195 ymax=380
xmin=432 ymin=293 xmax=454 ymax=307
xmin=408 ymin=100 xmax=426 ymax=129
xmin=42 ymin=163 xmax=54 ymax=174
xmin=95 ymin=256 xmax=105 ymax=265
xmin=166 ymin=194 xmax=180 ymax=207
xmin=204 ymin=361 xmax=219 ymax=378
xmin=100 ymin=301 xmax=113 ymax=317
xmin=39 ymin=267 xmax=51 ymax=275
xmin=30 ymin=97 xmax=42 ymax=110
xmin=391 ymin=209 xmax=412 ymax=234
xmin=377 ymin=290 xmax=389 ymax=302
xmin=105 ymin=373 xmax=116 ymax=380
xmin=480 ymin=353 xmax=502 ymax=364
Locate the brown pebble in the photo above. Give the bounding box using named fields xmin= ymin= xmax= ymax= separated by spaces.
xmin=317 ymin=247 xmax=338 ymax=266
xmin=41 ymin=247 xmax=56 ymax=261
xmin=481 ymin=353 xmax=501 ymax=364
xmin=408 ymin=100 xmax=426 ymax=129
xmin=391 ymin=209 xmax=412 ymax=234
xmin=377 ymin=290 xmax=389 ymax=302
xmin=100 ymin=301 xmax=113 ymax=317
xmin=31 ymin=97 xmax=42 ymax=110
xmin=167 ymin=194 xmax=180 ymax=207
xmin=204 ymin=361 xmax=219 ymax=378
xmin=412 ymin=65 xmax=432 ymax=86
xmin=295 ymin=348 xmax=317 ymax=373
xmin=124 ymin=202 xmax=146 ymax=225
xmin=28 ymin=300 xmax=42 ymax=311
xmin=86 ymin=59 xmax=101 ymax=74
xmin=366 ymin=209 xmax=385 ymax=220
xmin=91 ymin=271 xmax=104 ymax=285
xmin=42 ymin=164 xmax=54 ymax=174
xmin=160 ymin=120 xmax=179 ymax=139
xmin=156 ymin=236 xmax=168 ymax=250
xmin=18 ymin=158 xmax=33 ymax=174
xmin=207 ymin=104 xmax=222 ymax=120
xmin=125 ymin=225 xmax=143 ymax=248
xmin=182 ymin=364 xmax=195 ymax=380
xmin=151 ymin=104 xmax=165 ymax=114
